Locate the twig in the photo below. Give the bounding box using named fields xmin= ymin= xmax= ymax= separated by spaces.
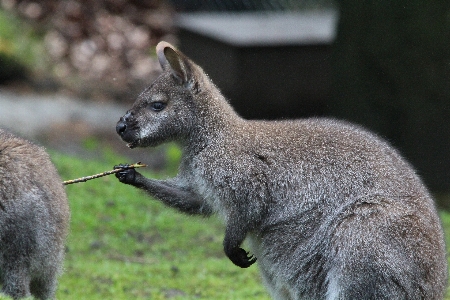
xmin=63 ymin=162 xmax=147 ymax=185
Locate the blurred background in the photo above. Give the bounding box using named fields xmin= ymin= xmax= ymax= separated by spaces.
xmin=0 ymin=0 xmax=449 ymax=194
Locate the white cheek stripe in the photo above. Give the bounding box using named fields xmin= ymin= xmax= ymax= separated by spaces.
xmin=139 ymin=122 xmax=158 ymax=140
xmin=326 ymin=274 xmax=340 ymax=300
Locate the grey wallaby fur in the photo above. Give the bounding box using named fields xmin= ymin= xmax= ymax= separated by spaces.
xmin=0 ymin=129 xmax=70 ymax=299
xmin=115 ymin=41 xmax=447 ymax=299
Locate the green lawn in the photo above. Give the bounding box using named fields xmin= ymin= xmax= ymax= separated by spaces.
xmin=438 ymin=210 xmax=450 ymax=298
xmin=1 ymin=149 xmax=450 ymax=299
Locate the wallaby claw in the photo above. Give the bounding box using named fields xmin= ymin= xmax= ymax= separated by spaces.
xmin=114 ymin=164 xmax=130 ymax=169
xmin=228 ymin=247 xmax=257 ymax=268
xmin=114 ymin=164 xmax=136 ymax=184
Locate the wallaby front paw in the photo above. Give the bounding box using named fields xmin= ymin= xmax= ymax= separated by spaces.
xmin=226 ymin=247 xmax=257 ymax=268
xmin=114 ymin=164 xmax=136 ymax=184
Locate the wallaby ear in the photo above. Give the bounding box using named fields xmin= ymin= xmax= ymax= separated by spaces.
xmin=156 ymin=41 xmax=192 ymax=85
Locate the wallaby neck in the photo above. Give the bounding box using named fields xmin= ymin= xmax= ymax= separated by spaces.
xmin=184 ymin=89 xmax=244 ymax=155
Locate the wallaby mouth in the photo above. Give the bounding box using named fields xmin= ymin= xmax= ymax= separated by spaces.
xmin=116 ymin=113 xmax=141 ymax=148
xmin=119 ymin=130 xmax=140 ymax=149
xmin=126 ymin=140 xmax=139 ymax=149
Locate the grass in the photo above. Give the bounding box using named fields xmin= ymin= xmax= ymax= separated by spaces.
xmin=439 ymin=211 xmax=450 ymax=298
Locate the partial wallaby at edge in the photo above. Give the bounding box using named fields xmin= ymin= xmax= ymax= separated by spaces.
xmin=0 ymin=129 xmax=70 ymax=300
xmin=114 ymin=41 xmax=447 ymax=300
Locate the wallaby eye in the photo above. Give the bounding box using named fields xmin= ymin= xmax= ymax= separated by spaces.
xmin=149 ymin=102 xmax=166 ymax=112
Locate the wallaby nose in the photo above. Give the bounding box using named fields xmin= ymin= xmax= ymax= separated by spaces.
xmin=116 ymin=120 xmax=127 ymax=135
xmin=116 ymin=112 xmax=131 ymax=135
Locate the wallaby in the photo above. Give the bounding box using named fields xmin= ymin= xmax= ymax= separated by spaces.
xmin=0 ymin=129 xmax=70 ymax=299
xmin=114 ymin=41 xmax=447 ymax=300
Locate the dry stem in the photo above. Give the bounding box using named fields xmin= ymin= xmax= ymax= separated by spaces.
xmin=63 ymin=162 xmax=147 ymax=185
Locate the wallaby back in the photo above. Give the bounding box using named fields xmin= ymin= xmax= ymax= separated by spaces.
xmin=115 ymin=42 xmax=447 ymax=300
xmin=0 ymin=129 xmax=70 ymax=299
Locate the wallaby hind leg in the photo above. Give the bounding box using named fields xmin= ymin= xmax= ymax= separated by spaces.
xmin=328 ymin=210 xmax=432 ymax=300
xmin=327 ymin=266 xmax=410 ymax=300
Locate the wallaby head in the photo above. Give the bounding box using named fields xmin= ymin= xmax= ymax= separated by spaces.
xmin=116 ymin=41 xmax=233 ymax=149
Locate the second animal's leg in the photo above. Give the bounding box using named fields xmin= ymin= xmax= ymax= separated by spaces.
xmin=1 ymin=262 xmax=31 ymax=299
xmin=1 ymin=217 xmax=34 ymax=299
xmin=30 ymin=267 xmax=58 ymax=300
